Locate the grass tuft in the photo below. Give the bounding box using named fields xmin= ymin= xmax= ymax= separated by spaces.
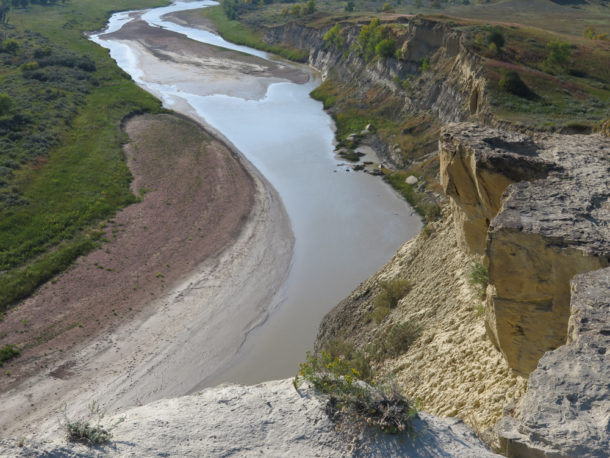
xmin=374 ymin=278 xmax=412 ymax=311
xmin=468 ymin=261 xmax=489 ymax=299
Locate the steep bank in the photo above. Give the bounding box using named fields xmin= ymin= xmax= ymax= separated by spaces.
xmin=253 ymin=14 xmax=610 ymax=453
xmin=316 ymin=123 xmax=609 ymax=453
xmin=316 ymin=206 xmax=527 ymax=443
xmin=263 ymin=17 xmax=485 ymax=170
xmin=264 ymin=18 xmax=488 ymax=125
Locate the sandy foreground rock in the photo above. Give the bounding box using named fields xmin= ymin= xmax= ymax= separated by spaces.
xmin=0 ymin=379 xmax=499 ymax=457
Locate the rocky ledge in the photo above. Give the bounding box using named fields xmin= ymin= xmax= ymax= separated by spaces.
xmin=441 ymin=124 xmax=610 ymax=375
xmin=0 ymin=379 xmax=498 ymax=457
xmin=440 ymin=123 xmax=609 ymax=455
xmin=497 ymin=267 xmax=610 ymax=457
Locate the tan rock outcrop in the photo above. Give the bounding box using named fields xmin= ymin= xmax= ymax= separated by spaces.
xmin=486 ymin=133 xmax=610 ymax=375
xmin=486 ymin=230 xmax=607 ymax=374
xmin=439 ymin=124 xmax=556 ymax=256
xmin=440 ymin=125 xmax=610 ymax=375
xmin=497 ymin=267 xmax=610 ymax=457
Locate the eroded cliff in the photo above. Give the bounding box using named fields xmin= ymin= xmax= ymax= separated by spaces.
xmin=440 ymin=125 xmax=609 ymax=376
xmin=316 ymin=207 xmax=527 ymax=444
xmin=497 ymin=267 xmax=610 ymax=457
xmin=265 ymin=18 xmax=487 ymax=124
xmin=264 ymin=14 xmax=610 ymax=454
xmin=264 ymin=17 xmax=488 ymax=169
xmin=316 ymin=122 xmax=609 ymax=453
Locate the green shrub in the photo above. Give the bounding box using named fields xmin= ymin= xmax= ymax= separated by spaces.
xmin=375 ymin=278 xmax=412 ymax=310
xmin=358 ymin=18 xmax=387 ymax=59
xmin=371 ymin=304 xmax=391 ymax=323
xmin=545 ymin=41 xmax=572 ymax=72
xmin=424 ymin=203 xmax=441 ymax=222
xmin=295 ymin=351 xmax=418 ymax=435
xmin=324 ymin=338 xmax=373 ymax=380
xmin=499 ymin=71 xmax=533 ymax=98
xmin=374 ymin=320 xmax=421 ymax=360
xmin=64 ymin=401 xmax=124 ymax=446
xmin=0 ymin=93 xmax=14 ymax=117
xmin=420 ymin=56 xmax=430 ymax=72
xmin=486 ymin=30 xmax=505 ymax=50
xmin=375 ymin=38 xmax=396 ymax=58
xmin=469 ymin=261 xmax=489 ymax=298
xmin=0 ymin=344 xmax=20 ymax=366
xmin=323 ymin=23 xmax=345 ymax=49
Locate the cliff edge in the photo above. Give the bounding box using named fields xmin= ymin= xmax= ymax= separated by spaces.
xmin=316 ymin=124 xmax=609 ymax=454
xmin=0 ymin=379 xmax=499 ymax=457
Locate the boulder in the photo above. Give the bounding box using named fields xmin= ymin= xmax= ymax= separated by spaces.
xmin=405 ymin=175 xmax=418 ymax=185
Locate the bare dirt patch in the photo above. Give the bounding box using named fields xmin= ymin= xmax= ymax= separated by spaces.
xmin=0 ymin=113 xmax=254 ymax=396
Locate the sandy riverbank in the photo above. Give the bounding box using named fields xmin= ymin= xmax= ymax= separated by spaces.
xmin=105 ymin=18 xmax=308 ymax=100
xmin=0 ymin=21 xmax=296 ymax=436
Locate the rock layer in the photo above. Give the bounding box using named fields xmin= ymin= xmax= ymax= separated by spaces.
xmin=263 ymin=18 xmax=488 ymax=167
xmin=486 ymin=131 xmax=610 ymax=375
xmin=0 ymin=379 xmax=499 ymax=457
xmin=497 ymin=267 xmax=610 ymax=457
xmin=439 ymin=124 xmax=609 ymax=375
xmin=439 ymin=124 xmax=557 ymax=255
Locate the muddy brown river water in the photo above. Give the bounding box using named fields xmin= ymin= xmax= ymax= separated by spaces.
xmin=93 ymin=0 xmax=422 ymax=387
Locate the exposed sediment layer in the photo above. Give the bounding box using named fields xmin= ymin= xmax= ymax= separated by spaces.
xmin=497 ymin=267 xmax=610 ymax=457
xmin=439 ymin=124 xmax=558 ymax=256
xmin=262 ymin=17 xmax=487 ymax=168
xmin=264 ymin=17 xmax=488 ymax=124
xmin=440 ymin=124 xmax=610 ymax=375
xmin=316 ymin=209 xmax=527 ymax=440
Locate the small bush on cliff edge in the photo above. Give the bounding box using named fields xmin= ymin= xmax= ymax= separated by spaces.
xmin=375 ymin=278 xmax=412 ymax=309
xmin=63 ymin=401 xmax=124 ymax=446
xmin=294 ymin=351 xmax=418 ymax=435
xmin=0 ymin=344 xmax=20 ymax=366
xmin=499 ymin=71 xmax=536 ymax=99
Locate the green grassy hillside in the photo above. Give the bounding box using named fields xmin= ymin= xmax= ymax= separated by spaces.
xmin=0 ymin=0 xmax=168 ymax=312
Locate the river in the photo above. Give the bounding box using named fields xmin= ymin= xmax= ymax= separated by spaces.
xmin=92 ymin=0 xmax=421 ymax=386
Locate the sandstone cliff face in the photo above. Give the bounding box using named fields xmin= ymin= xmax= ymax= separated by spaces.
xmin=440 ymin=124 xmax=610 ymax=375
xmin=316 ymin=209 xmax=527 ymax=442
xmin=497 ymin=267 xmax=610 ymax=457
xmin=263 ymin=18 xmax=488 ymax=166
xmin=439 ymin=124 xmax=557 ymax=256
xmin=316 ymin=122 xmax=608 ymax=453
